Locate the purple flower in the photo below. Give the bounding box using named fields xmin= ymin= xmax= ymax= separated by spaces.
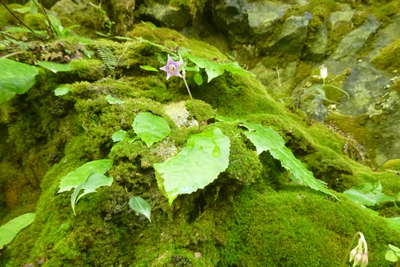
xmin=160 ymin=55 xmax=183 ymax=80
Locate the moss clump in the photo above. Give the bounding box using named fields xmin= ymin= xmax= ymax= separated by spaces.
xmin=219 ymin=187 xmax=400 ymax=267
xmin=371 ymin=39 xmax=400 ymax=72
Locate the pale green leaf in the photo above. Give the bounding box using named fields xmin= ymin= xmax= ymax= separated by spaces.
xmin=128 ymin=196 xmax=152 ymax=222
xmin=343 ymin=183 xmax=395 ymax=207
xmin=54 ymin=86 xmax=70 ymax=96
xmin=389 ymin=244 xmax=400 ymax=253
xmin=105 ymin=95 xmax=124 ymax=105
xmin=0 ymin=213 xmax=35 ymax=249
xmin=37 ymin=61 xmax=72 ymax=73
xmin=112 ymin=130 xmax=127 ymax=142
xmin=242 ymin=122 xmax=336 ymax=198
xmin=0 ymin=58 xmax=39 ymax=104
xmin=132 ymin=112 xmax=171 ymax=147
xmin=71 ymin=173 xmax=113 ymax=215
xmin=193 ymin=73 xmax=203 ymax=86
xmin=58 ymin=159 xmax=113 ymax=192
xmin=154 ymin=127 xmax=230 ymax=204
xmin=186 ymin=54 xmax=224 ymax=82
xmin=140 ymin=65 xmax=159 ymax=72
xmin=385 ymin=250 xmax=399 ymax=262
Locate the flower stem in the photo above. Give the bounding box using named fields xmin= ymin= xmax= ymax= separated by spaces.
xmin=182 ymin=74 xmax=193 ymax=99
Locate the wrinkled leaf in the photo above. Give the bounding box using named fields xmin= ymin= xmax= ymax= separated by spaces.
xmin=71 ymin=173 xmax=113 ymax=215
xmin=132 ymin=112 xmax=171 ymax=147
xmin=106 ymin=95 xmax=124 ymax=105
xmin=128 ymin=196 xmax=152 ymax=222
xmin=58 ymin=159 xmax=113 ymax=192
xmin=112 ymin=130 xmax=127 ymax=142
xmin=154 ymin=127 xmax=230 ymax=204
xmin=0 ymin=213 xmax=35 ymax=249
xmin=242 ymin=122 xmax=336 ymax=198
xmin=343 ymin=183 xmax=395 ymax=207
xmin=54 ymin=86 xmax=70 ymax=96
xmin=0 ymin=58 xmax=39 ymax=103
xmin=37 ymin=61 xmax=72 ymax=73
xmin=140 ymin=65 xmax=159 ymax=72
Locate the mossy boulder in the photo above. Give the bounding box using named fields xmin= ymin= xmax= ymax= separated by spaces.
xmin=1 ymin=15 xmax=400 ymax=267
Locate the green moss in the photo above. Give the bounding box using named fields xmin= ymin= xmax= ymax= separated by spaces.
xmin=371 ymin=39 xmax=400 ymax=72
xmin=219 ymin=187 xmax=400 ymax=267
xmin=70 ymin=59 xmax=105 ymax=81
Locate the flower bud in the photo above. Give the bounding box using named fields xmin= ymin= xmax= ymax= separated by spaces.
xmin=320 ymin=65 xmax=328 ymax=80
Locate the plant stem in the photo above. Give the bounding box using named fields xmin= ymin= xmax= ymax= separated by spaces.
xmin=182 ymin=74 xmax=193 ymax=99
xmin=33 ymin=0 xmax=56 ymax=38
xmin=0 ymin=0 xmax=37 ymax=35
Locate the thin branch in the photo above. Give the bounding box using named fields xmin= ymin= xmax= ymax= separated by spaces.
xmin=0 ymin=0 xmax=36 ymax=35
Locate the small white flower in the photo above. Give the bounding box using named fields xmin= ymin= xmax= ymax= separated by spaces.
xmin=349 ymin=232 xmax=368 ymax=267
xmin=320 ymin=64 xmax=328 ymax=80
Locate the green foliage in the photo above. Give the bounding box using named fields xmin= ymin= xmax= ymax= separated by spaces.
xmin=343 ymin=183 xmax=395 ymax=207
xmin=70 ymin=173 xmax=113 ymax=215
xmin=0 ymin=58 xmax=38 ymax=103
xmin=193 ymin=72 xmax=203 ymax=86
xmin=242 ymin=122 xmax=336 ymax=198
xmin=140 ymin=65 xmax=159 ymax=72
xmin=385 ymin=244 xmax=400 ymax=262
xmin=154 ymin=127 xmax=230 ymax=204
xmin=112 ymin=130 xmax=127 ymax=142
xmin=105 ymin=95 xmax=124 ymax=104
xmin=54 ymin=86 xmax=70 ymax=96
xmin=37 ymin=61 xmax=72 ymax=73
xmin=58 ymin=159 xmax=113 ymax=192
xmin=128 ymin=196 xmax=152 ymax=222
xmin=185 ymin=53 xmax=251 ymax=82
xmin=97 ymin=47 xmax=118 ymax=72
xmin=132 ymin=112 xmax=171 ymax=147
xmin=0 ymin=213 xmax=35 ymax=249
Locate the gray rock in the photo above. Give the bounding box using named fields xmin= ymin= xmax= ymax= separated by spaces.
xmin=332 ymin=16 xmax=380 ymax=60
xmin=368 ymin=15 xmax=400 ymax=60
xmin=138 ymin=2 xmax=191 ymax=30
xmin=212 ymin=0 xmax=289 ymax=41
xmin=246 ymin=1 xmax=290 ymax=35
xmin=269 ymin=12 xmax=313 ymax=54
xmin=329 ymin=10 xmax=354 ymax=30
xmin=307 ymin=24 xmax=329 ymax=60
xmin=339 ymin=62 xmax=391 ymax=115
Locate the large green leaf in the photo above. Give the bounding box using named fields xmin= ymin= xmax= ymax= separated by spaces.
xmin=343 ymin=183 xmax=395 ymax=207
xmin=242 ymin=122 xmax=336 ymax=198
xmin=0 ymin=213 xmax=35 ymax=249
xmin=128 ymin=196 xmax=152 ymax=222
xmin=58 ymin=159 xmax=113 ymax=192
xmin=154 ymin=127 xmax=230 ymax=204
xmin=0 ymin=58 xmax=39 ymax=103
xmin=70 ymin=173 xmax=113 ymax=215
xmin=132 ymin=112 xmax=171 ymax=147
xmin=185 ymin=54 xmax=252 ymax=83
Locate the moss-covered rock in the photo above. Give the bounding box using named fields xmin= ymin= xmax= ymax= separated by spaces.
xmin=2 ymin=11 xmax=400 ymax=267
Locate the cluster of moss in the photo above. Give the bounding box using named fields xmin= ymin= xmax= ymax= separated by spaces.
xmin=1 ymin=22 xmax=400 ymax=267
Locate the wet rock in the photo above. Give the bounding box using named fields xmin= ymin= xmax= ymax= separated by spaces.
xmin=332 ymin=16 xmax=380 ymax=60
xmin=212 ymin=0 xmax=289 ymax=41
xmin=368 ymin=15 xmax=400 ymax=59
xmin=307 ymin=24 xmax=329 ymax=60
xmin=339 ymin=62 xmax=391 ymax=115
xmin=329 ymin=9 xmax=354 ymax=39
xmin=268 ymin=13 xmax=313 ymax=54
xmin=137 ymin=2 xmax=191 ymax=30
